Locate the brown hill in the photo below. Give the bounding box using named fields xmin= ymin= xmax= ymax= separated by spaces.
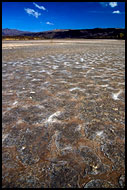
xmin=2 ymin=28 xmax=125 ymax=39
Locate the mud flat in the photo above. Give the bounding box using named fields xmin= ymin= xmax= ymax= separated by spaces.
xmin=2 ymin=40 xmax=125 ymax=188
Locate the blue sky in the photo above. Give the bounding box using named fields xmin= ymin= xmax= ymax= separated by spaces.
xmin=2 ymin=2 xmax=125 ymax=32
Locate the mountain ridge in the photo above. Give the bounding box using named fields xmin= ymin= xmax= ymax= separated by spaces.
xmin=2 ymin=28 xmax=125 ymax=39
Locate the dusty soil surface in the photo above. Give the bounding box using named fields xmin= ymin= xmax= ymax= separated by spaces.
xmin=2 ymin=40 xmax=125 ymax=188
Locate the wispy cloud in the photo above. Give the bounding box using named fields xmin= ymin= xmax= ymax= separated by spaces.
xmin=99 ymin=2 xmax=108 ymax=7
xmin=46 ymin=21 xmax=54 ymax=25
xmin=33 ymin=2 xmax=46 ymax=11
xmin=89 ymin=11 xmax=105 ymax=14
xmin=112 ymin=10 xmax=120 ymax=14
xmin=24 ymin=8 xmax=41 ymax=18
xmin=109 ymin=2 xmax=118 ymax=8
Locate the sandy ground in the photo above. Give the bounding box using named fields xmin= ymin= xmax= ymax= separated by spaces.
xmin=2 ymin=40 xmax=125 ymax=188
xmin=2 ymin=39 xmax=119 ymax=49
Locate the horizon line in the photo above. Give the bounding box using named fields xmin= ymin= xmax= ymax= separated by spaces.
xmin=2 ymin=27 xmax=125 ymax=33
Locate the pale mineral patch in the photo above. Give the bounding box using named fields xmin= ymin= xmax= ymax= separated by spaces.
xmin=45 ymin=111 xmax=62 ymax=124
xmin=96 ymin=131 xmax=103 ymax=137
xmin=2 ymin=134 xmax=9 ymax=142
xmin=112 ymin=89 xmax=122 ymax=100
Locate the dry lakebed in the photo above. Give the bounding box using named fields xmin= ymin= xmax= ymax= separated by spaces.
xmin=2 ymin=39 xmax=125 ymax=188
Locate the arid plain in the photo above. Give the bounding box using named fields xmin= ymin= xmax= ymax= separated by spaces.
xmin=2 ymin=39 xmax=125 ymax=188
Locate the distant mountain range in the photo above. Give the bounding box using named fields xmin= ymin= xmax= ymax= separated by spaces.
xmin=2 ymin=28 xmax=125 ymax=39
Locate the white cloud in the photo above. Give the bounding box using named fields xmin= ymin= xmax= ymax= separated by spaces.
xmin=109 ymin=2 xmax=118 ymax=8
xmin=33 ymin=2 xmax=46 ymax=11
xmin=46 ymin=21 xmax=54 ymax=25
xmin=100 ymin=2 xmax=118 ymax=8
xmin=112 ymin=10 xmax=120 ymax=14
xmin=24 ymin=8 xmax=41 ymax=18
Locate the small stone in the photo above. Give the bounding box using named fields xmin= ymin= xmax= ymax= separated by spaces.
xmin=119 ymin=174 xmax=125 ymax=188
xmin=80 ymin=58 xmax=84 ymax=62
xmin=113 ymin=108 xmax=118 ymax=111
xmin=21 ymin=146 xmax=26 ymax=150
